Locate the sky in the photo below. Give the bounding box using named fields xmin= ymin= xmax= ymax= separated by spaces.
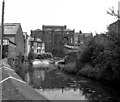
xmin=0 ymin=0 xmax=120 ymax=35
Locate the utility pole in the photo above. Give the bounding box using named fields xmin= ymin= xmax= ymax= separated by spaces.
xmin=1 ymin=0 xmax=5 ymax=60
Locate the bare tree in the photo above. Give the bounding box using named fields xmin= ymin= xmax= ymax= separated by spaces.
xmin=107 ymin=6 xmax=120 ymax=19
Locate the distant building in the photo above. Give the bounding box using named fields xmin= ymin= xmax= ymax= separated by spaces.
xmin=0 ymin=23 xmax=25 ymax=56
xmin=30 ymin=37 xmax=45 ymax=54
xmin=26 ymin=36 xmax=31 ymax=57
xmin=81 ymin=33 xmax=93 ymax=45
xmin=31 ymin=25 xmax=75 ymax=56
xmin=74 ymin=31 xmax=84 ymax=46
xmin=42 ymin=25 xmax=66 ymax=30
xmin=74 ymin=31 xmax=93 ymax=52
xmin=108 ymin=20 xmax=120 ymax=34
xmin=23 ymin=32 xmax=29 ymax=58
xmin=74 ymin=33 xmax=79 ymax=46
xmin=74 ymin=31 xmax=93 ymax=46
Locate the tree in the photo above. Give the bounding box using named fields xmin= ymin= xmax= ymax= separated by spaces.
xmin=28 ymin=51 xmax=37 ymax=61
xmin=107 ymin=6 xmax=120 ymax=19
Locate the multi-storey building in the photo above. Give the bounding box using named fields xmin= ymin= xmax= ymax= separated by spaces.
xmin=74 ymin=31 xmax=93 ymax=52
xmin=0 ymin=23 xmax=25 ymax=57
xmin=30 ymin=37 xmax=45 ymax=54
xmin=74 ymin=31 xmax=93 ymax=45
xmin=31 ymin=25 xmax=75 ymax=56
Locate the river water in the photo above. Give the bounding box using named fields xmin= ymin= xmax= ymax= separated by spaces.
xmin=21 ymin=64 xmax=120 ymax=101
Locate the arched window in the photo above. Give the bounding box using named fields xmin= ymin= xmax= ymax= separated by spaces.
xmin=63 ymin=37 xmax=69 ymax=45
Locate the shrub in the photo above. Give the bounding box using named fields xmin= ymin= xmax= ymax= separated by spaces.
xmin=76 ymin=32 xmax=120 ymax=81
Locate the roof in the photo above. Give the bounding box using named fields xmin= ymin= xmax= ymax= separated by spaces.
xmin=3 ymin=38 xmax=16 ymax=45
xmin=63 ymin=29 xmax=74 ymax=32
xmin=82 ymin=33 xmax=93 ymax=37
xmin=42 ymin=25 xmax=66 ymax=30
xmin=0 ymin=23 xmax=21 ymax=35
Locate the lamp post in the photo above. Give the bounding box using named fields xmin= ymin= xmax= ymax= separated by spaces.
xmin=1 ymin=0 xmax=5 ymax=60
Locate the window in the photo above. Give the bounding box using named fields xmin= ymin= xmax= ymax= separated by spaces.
xmin=71 ymin=38 xmax=73 ymax=44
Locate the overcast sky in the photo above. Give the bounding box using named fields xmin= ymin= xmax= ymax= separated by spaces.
xmin=0 ymin=0 xmax=120 ymax=35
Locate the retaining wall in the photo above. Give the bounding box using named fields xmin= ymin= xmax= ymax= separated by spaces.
xmin=0 ymin=58 xmax=50 ymax=101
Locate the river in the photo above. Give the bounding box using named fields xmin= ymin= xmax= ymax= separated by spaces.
xmin=20 ymin=63 xmax=120 ymax=101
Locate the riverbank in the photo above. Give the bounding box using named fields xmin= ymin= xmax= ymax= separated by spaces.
xmin=59 ymin=32 xmax=120 ymax=90
xmin=5 ymin=56 xmax=120 ymax=101
xmin=17 ymin=61 xmax=120 ymax=101
xmin=61 ymin=63 xmax=120 ymax=89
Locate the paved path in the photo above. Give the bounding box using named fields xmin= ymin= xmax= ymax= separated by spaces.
xmin=0 ymin=59 xmax=50 ymax=101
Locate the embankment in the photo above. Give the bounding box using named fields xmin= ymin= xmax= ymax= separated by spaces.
xmin=0 ymin=58 xmax=50 ymax=101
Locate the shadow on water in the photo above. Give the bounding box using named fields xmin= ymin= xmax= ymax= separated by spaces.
xmin=20 ymin=63 xmax=120 ymax=101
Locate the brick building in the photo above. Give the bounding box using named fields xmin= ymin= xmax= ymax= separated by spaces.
xmin=74 ymin=31 xmax=93 ymax=52
xmin=0 ymin=23 xmax=25 ymax=57
xmin=74 ymin=31 xmax=93 ymax=45
xmin=31 ymin=25 xmax=75 ymax=56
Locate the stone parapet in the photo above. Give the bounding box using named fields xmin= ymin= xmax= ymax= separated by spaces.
xmin=0 ymin=59 xmax=50 ymax=101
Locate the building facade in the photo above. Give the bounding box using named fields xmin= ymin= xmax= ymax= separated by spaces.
xmin=30 ymin=37 xmax=45 ymax=54
xmin=74 ymin=31 xmax=93 ymax=52
xmin=31 ymin=25 xmax=75 ymax=56
xmin=74 ymin=31 xmax=93 ymax=45
xmin=0 ymin=38 xmax=16 ymax=58
xmin=108 ymin=20 xmax=120 ymax=34
xmin=0 ymin=23 xmax=25 ymax=56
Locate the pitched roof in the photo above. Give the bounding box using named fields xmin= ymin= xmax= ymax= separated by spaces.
xmin=0 ymin=23 xmax=21 ymax=35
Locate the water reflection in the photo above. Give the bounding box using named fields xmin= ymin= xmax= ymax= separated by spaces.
xmin=23 ymin=65 xmax=120 ymax=101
